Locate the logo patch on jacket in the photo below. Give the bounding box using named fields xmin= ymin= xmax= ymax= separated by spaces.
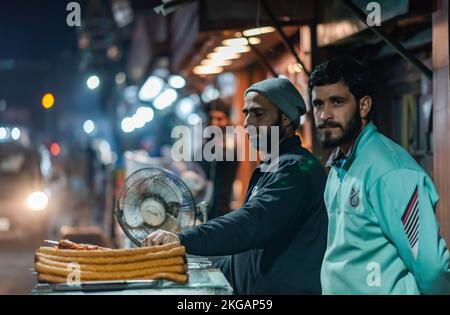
xmin=350 ymin=186 xmax=360 ymax=207
xmin=402 ymin=186 xmax=419 ymax=259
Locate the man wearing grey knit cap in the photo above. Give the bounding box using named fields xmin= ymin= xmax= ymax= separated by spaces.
xmin=145 ymin=77 xmax=328 ymax=294
xmin=245 ymin=77 xmax=306 ymax=129
xmin=243 ymin=77 xmax=307 ymax=157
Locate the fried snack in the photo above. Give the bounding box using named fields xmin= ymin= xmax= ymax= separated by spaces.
xmin=36 ymin=255 xmax=185 ymax=272
xmin=35 ymin=240 xmax=189 ymax=286
xmin=36 ymin=246 xmax=186 ymax=264
xmin=38 ymin=272 xmax=189 ymax=284
xmin=35 ymin=262 xmax=186 ymax=281
xmin=57 ymin=239 xmax=110 ymax=251
xmin=38 ymin=273 xmax=67 ymax=284
xmin=38 ymin=242 xmax=180 ymax=258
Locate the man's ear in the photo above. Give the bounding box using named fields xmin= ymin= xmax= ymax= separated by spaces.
xmin=281 ymin=113 xmax=292 ymax=128
xmin=359 ymin=96 xmax=372 ymax=120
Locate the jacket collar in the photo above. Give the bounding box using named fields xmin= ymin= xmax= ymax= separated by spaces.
xmin=278 ymin=135 xmax=302 ymax=155
xmin=326 ymin=122 xmax=377 ymax=169
xmin=259 ymin=135 xmax=302 ymax=166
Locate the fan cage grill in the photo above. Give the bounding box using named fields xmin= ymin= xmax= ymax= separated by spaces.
xmin=115 ymin=167 xmax=197 ymax=246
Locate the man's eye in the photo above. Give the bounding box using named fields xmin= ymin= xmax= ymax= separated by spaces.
xmin=334 ymin=100 xmax=344 ymax=106
xmin=313 ymin=102 xmax=323 ymax=108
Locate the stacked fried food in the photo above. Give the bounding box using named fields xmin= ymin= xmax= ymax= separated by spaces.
xmin=35 ymin=240 xmax=188 ymax=284
xmin=56 ymin=239 xmax=110 ymax=251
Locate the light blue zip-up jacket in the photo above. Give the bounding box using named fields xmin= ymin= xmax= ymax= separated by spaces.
xmin=321 ymin=122 xmax=450 ymax=294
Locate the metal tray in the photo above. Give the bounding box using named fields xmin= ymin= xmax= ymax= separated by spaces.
xmin=34 ymin=279 xmax=162 ymax=293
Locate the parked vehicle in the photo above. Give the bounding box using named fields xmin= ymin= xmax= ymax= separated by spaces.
xmin=0 ymin=142 xmax=54 ymax=241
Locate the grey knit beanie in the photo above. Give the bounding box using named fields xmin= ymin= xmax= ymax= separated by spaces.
xmin=245 ymin=77 xmax=306 ymax=127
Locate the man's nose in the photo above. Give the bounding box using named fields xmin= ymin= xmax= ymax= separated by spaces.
xmin=320 ymin=105 xmax=334 ymax=121
xmin=243 ymin=115 xmax=250 ymax=129
xmin=244 ymin=114 xmax=257 ymax=129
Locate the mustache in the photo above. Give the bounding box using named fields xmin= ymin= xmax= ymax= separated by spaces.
xmin=317 ymin=121 xmax=343 ymax=129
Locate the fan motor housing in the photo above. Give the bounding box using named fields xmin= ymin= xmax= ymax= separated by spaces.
xmin=140 ymin=198 xmax=166 ymax=227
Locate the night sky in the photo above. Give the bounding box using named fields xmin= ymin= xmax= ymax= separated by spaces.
xmin=0 ymin=1 xmax=114 ymax=145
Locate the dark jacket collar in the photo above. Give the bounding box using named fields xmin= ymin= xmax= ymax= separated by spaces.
xmin=260 ymin=135 xmax=302 ymax=166
xmin=278 ymin=135 xmax=302 ymax=155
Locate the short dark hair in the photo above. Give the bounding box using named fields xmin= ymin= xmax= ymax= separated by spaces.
xmin=309 ymin=57 xmax=374 ymax=118
xmin=203 ymin=98 xmax=231 ymax=117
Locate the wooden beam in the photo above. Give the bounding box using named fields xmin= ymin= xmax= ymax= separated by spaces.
xmin=432 ymin=0 xmax=450 ymax=244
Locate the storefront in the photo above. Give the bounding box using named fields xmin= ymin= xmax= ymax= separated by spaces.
xmin=119 ymin=0 xmax=450 ymax=244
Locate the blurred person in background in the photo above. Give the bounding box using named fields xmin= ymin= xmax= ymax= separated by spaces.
xmin=198 ymin=98 xmax=239 ymax=220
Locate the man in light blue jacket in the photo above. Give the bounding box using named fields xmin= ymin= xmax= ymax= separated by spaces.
xmin=310 ymin=57 xmax=450 ymax=294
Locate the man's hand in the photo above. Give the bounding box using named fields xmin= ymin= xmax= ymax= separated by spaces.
xmin=143 ymin=229 xmax=181 ymax=247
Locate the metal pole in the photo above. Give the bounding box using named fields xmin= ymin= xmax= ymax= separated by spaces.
xmin=340 ymin=0 xmax=432 ymax=81
xmin=260 ymin=0 xmax=310 ymax=76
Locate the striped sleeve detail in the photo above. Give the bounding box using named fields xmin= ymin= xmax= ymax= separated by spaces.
xmin=402 ymin=187 xmax=419 ymax=259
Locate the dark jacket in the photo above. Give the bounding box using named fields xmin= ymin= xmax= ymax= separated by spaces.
xmin=178 ymin=136 xmax=328 ymax=294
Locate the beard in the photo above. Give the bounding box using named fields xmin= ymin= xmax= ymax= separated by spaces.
xmin=317 ymin=109 xmax=362 ymax=149
xmin=247 ymin=112 xmax=286 ymax=153
xmin=248 ymin=127 xmax=276 ymax=153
